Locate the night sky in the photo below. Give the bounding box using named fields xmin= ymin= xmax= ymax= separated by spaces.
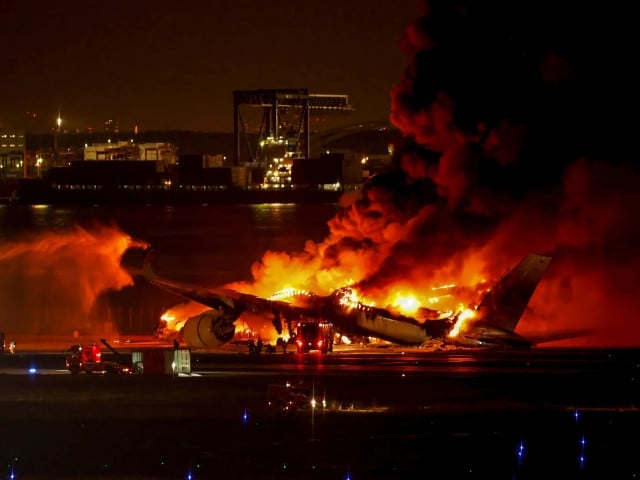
xmin=0 ymin=0 xmax=418 ymax=133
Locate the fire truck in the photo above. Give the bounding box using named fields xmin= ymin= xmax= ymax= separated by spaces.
xmin=294 ymin=321 xmax=334 ymax=354
xmin=65 ymin=339 xmax=134 ymax=375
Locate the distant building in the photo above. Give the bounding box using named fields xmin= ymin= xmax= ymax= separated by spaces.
xmin=12 ymin=124 xmax=398 ymax=203
xmin=0 ymin=129 xmax=26 ymax=178
xmin=83 ymin=141 xmax=178 ymax=172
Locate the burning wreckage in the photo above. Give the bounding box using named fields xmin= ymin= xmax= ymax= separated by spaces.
xmin=139 ymin=249 xmax=553 ymax=350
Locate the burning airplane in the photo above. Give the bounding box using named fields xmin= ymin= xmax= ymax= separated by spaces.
xmin=140 ymin=249 xmax=555 ymax=349
xmin=127 ymin=1 xmax=637 ymax=348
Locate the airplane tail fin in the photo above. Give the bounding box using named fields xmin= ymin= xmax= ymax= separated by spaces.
xmin=476 ymin=253 xmax=551 ymax=332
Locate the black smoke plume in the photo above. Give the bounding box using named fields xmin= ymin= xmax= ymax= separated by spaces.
xmin=236 ymin=1 xmax=639 ymax=346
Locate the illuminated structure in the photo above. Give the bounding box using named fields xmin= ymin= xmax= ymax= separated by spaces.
xmin=233 ymin=89 xmax=353 ymax=188
xmin=0 ymin=129 xmax=26 ymax=178
xmin=83 ymin=141 xmax=178 ymax=168
xmin=54 ymin=109 xmax=62 ymax=165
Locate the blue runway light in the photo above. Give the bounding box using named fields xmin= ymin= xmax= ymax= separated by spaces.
xmin=345 ymin=465 xmax=351 ymax=480
xmin=516 ymin=439 xmax=526 ymax=465
xmin=7 ymin=460 xmax=17 ymax=480
xmin=578 ymin=433 xmax=587 ymax=469
xmin=242 ymin=408 xmax=249 ymax=425
xmin=28 ymin=367 xmax=37 ymax=374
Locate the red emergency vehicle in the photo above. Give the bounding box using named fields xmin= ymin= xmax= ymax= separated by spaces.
xmin=294 ymin=321 xmax=334 ymax=354
xmin=65 ymin=341 xmax=133 ymax=375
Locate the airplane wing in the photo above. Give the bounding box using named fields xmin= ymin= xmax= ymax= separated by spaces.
xmin=141 ymin=249 xmax=319 ymax=327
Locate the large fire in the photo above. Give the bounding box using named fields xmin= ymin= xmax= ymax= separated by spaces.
xmin=156 ymin=278 xmax=484 ymax=345
xmin=158 ymin=2 xmax=639 ymax=348
xmin=219 ymin=1 xmax=640 ymax=348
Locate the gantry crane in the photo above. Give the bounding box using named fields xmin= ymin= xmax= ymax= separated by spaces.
xmin=232 ymin=88 xmax=353 ymax=165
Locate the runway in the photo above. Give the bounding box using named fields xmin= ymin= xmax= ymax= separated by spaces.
xmin=1 ymin=345 xmax=639 ymax=478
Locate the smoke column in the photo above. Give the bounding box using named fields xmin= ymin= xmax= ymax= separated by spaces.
xmin=386 ymin=0 xmax=639 ymax=346
xmin=0 ymin=224 xmax=140 ymax=335
xmin=230 ymin=1 xmax=639 ymax=346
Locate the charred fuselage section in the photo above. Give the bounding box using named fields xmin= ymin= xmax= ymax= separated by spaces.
xmin=323 ymin=287 xmax=452 ymax=345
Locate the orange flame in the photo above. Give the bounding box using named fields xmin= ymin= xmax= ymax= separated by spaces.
xmin=159 ymin=302 xmax=210 ymax=333
xmin=448 ymin=306 xmax=477 ymax=338
xmin=157 ymin=300 xmax=286 ymax=345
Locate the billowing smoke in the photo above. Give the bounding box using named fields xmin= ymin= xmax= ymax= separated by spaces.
xmin=229 ymin=1 xmax=639 ymax=346
xmin=0 ymin=224 xmax=142 ymax=335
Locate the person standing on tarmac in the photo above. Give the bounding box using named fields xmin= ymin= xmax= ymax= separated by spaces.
xmin=277 ymin=337 xmax=288 ymax=354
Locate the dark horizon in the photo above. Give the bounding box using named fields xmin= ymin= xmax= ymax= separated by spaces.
xmin=0 ymin=1 xmax=418 ymax=134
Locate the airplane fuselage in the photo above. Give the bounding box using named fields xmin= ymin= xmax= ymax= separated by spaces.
xmin=138 ymin=250 xmax=552 ymax=351
xmin=447 ymin=324 xmax=533 ymax=349
xmin=322 ymin=290 xmax=452 ymax=346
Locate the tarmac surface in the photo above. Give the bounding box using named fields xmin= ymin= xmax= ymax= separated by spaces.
xmin=1 ymin=339 xmax=640 ymax=479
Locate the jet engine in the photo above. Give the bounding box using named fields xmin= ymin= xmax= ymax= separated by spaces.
xmin=182 ymin=309 xmax=236 ymax=349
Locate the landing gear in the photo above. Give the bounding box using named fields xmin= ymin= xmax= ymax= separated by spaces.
xmin=272 ymin=310 xmax=283 ymax=335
